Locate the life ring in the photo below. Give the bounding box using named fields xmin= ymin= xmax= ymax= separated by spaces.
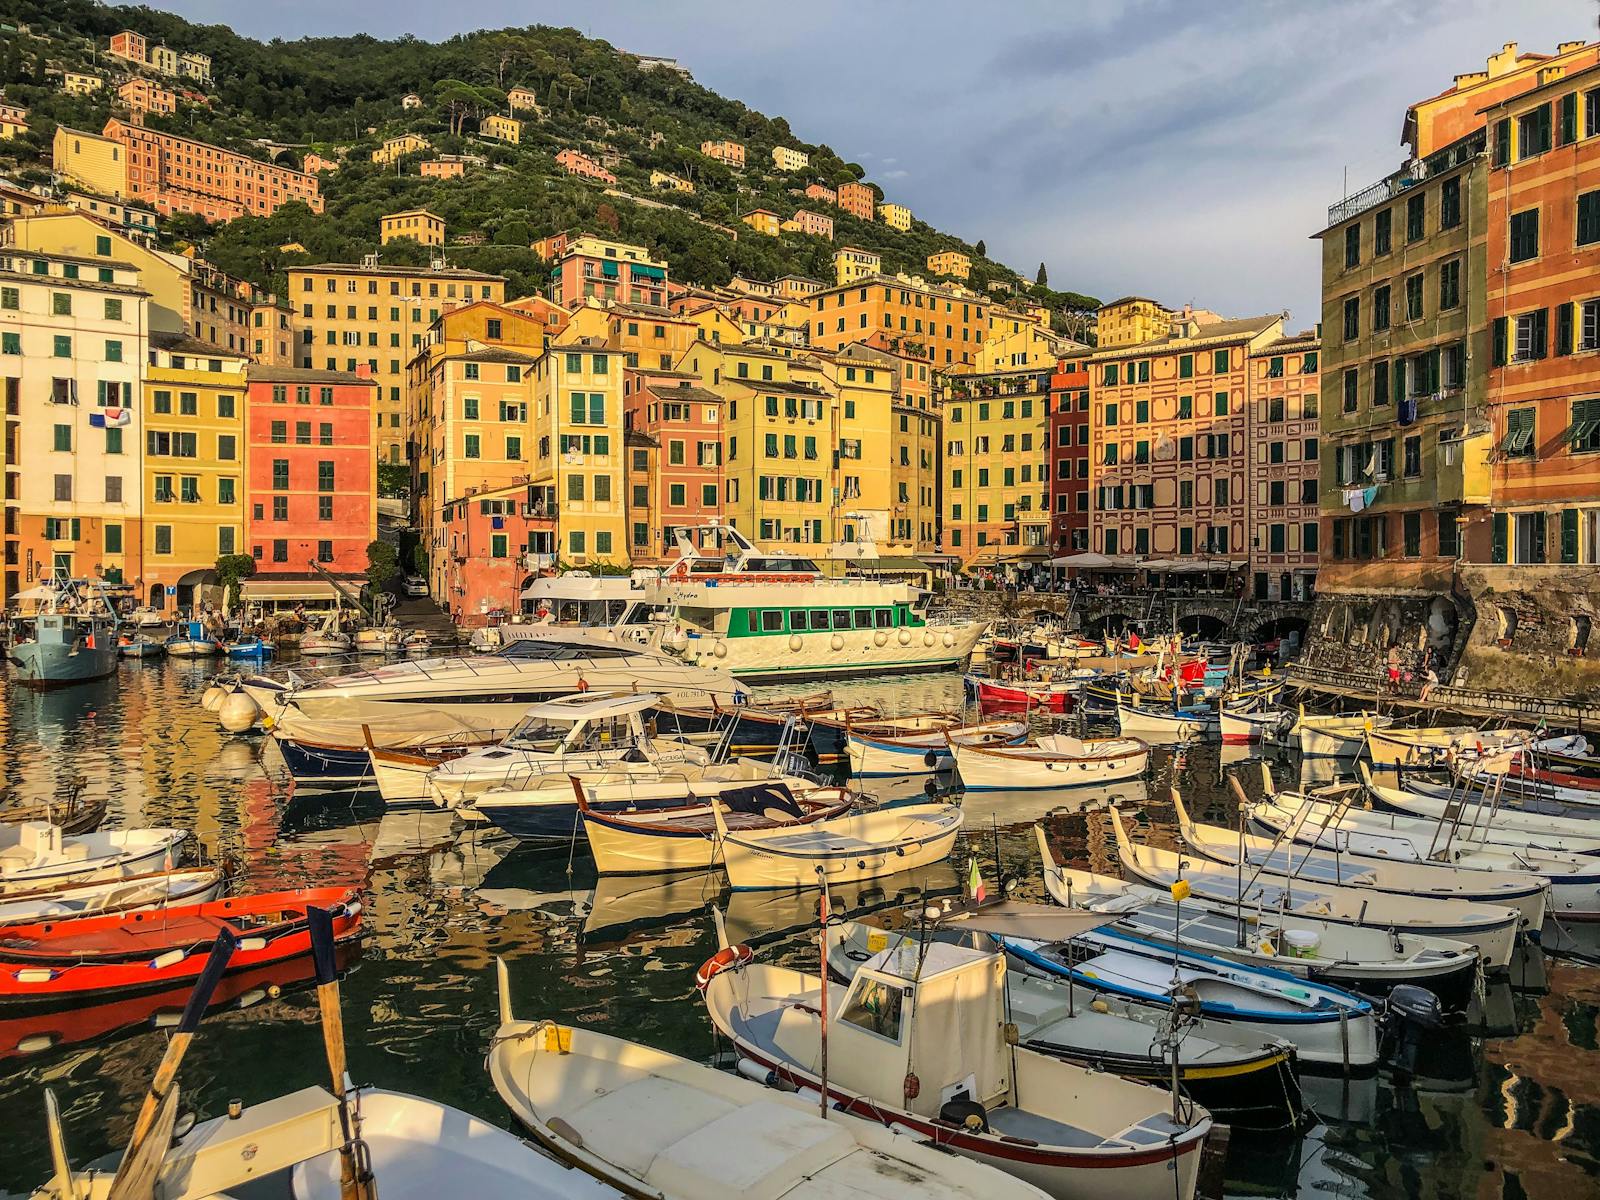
xmin=830 ymin=633 xmax=845 ymax=651
xmin=789 ymin=634 xmax=803 ymax=652
xmin=695 ymin=943 xmax=753 ymax=990
xmin=897 ymin=629 xmax=912 ymax=646
xmin=874 ymin=630 xmax=888 ymax=647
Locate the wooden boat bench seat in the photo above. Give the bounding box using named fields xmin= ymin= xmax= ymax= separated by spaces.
xmin=985 ymin=1105 xmax=1108 ymax=1148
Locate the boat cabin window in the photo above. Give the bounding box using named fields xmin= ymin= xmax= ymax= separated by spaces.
xmin=839 ymin=975 xmax=906 ymax=1043
xmin=832 ymin=609 xmax=852 ymax=630
xmin=853 ymin=609 xmax=875 ymax=629
xmin=789 ymin=610 xmax=809 ymax=630
xmin=761 ymin=610 xmax=784 ymax=632
xmin=747 ymin=557 xmax=818 ymax=574
xmin=874 ymin=608 xmax=892 ymax=628
xmin=501 ymin=641 xmax=635 ymax=661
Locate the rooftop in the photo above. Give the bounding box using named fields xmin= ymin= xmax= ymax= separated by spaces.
xmin=290 ymin=262 xmax=504 ymax=281
xmin=1321 ymin=127 xmax=1486 ymax=231
xmin=150 ymin=329 xmax=248 ymax=359
xmin=249 ymin=366 xmax=376 ymax=385
xmin=1088 ymin=314 xmax=1283 ymax=362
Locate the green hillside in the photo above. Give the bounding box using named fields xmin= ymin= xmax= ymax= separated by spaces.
xmin=0 ymin=1 xmax=1098 ymax=322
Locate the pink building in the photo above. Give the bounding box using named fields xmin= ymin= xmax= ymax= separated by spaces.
xmin=789 ymin=209 xmax=834 ymax=240
xmin=804 ymin=183 xmax=837 ymax=204
xmin=623 ymin=372 xmax=725 ymax=564
xmin=555 ymin=149 xmax=617 ymax=184
xmin=244 ymin=367 xmax=377 ymax=577
xmin=437 ymin=480 xmax=552 ymax=623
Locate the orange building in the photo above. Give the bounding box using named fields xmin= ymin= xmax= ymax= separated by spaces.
xmin=699 ymin=140 xmax=745 ymax=168
xmin=1246 ymin=333 xmax=1322 ymax=599
xmin=420 ymin=158 xmax=464 ymax=179
xmin=554 ymin=149 xmax=616 ymax=184
xmin=1482 ymin=59 xmax=1600 ymax=566
xmin=804 ymin=183 xmax=836 ymax=205
xmin=785 ymin=209 xmax=834 ymax=240
xmin=803 ymin=274 xmax=991 ymax=369
xmin=623 ymin=374 xmax=725 ymax=563
xmin=103 ymin=118 xmax=322 ymax=221
xmin=108 ymin=30 xmax=147 ymax=64
xmin=117 ymin=78 xmax=177 ymax=116
xmin=836 ymin=182 xmax=875 ymax=221
xmin=1406 ymin=40 xmax=1600 ymax=158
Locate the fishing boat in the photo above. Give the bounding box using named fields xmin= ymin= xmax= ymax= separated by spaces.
xmin=1376 ymin=759 xmax=1600 ymax=820
xmin=368 ymin=728 xmax=511 ymax=808
xmin=428 ymin=692 xmax=710 ymax=810
xmin=1447 ymin=754 xmax=1600 ymax=809
xmin=0 ymin=887 xmax=361 ymax=1005
xmin=1036 ymin=830 xmax=1481 ymax=1012
xmin=249 ymin=632 xmax=744 ymax=728
xmin=1219 ymin=707 xmax=1288 ymax=745
xmin=712 ymin=799 xmax=962 ymax=890
xmin=652 ymin=692 xmax=876 ymax=764
xmin=847 ymin=713 xmax=1025 ymax=776
xmin=355 ymin=624 xmax=406 ymax=655
xmin=1248 ymin=786 xmax=1600 ymax=924
xmin=1360 ymin=725 xmax=1575 ymax=768
xmin=1293 ymin=710 xmax=1393 ymax=758
xmin=1171 ymin=789 xmax=1548 ymax=928
xmin=0 ymin=866 xmax=225 ymax=928
xmin=826 ymin=911 xmax=1306 ymax=1129
xmin=267 ymin=707 xmax=504 ymax=786
xmin=949 ymin=733 xmax=1149 ymax=791
xmin=0 ymin=795 xmax=107 ymax=836
xmin=299 ymin=612 xmax=353 ymax=655
xmin=129 ymin=606 xmax=168 ymax=630
xmin=488 ymin=961 xmax=1050 ymax=1200
xmin=699 ymin=915 xmax=1214 ymax=1200
xmin=1109 ymin=807 xmax=1521 ymax=970
xmin=224 ymin=637 xmax=274 ymax=660
xmin=577 ymin=781 xmax=855 ymax=874
xmin=1115 ymin=697 xmax=1212 ymax=742
xmin=964 ymin=673 xmax=1088 ymax=712
xmin=165 ymin=619 xmax=222 ymax=657
xmin=1358 ymin=762 xmax=1600 ymax=855
xmin=471 ymin=758 xmax=824 ymax=842
xmin=117 ymin=636 xmax=166 ymax=660
xmin=1 ymin=824 xmax=189 ymax=893
xmin=6 ymin=578 xmax=123 ymax=688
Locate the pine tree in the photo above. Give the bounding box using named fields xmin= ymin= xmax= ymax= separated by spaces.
xmin=1035 ymin=262 xmax=1048 ymax=287
xmin=974 ymin=239 xmax=986 ymax=257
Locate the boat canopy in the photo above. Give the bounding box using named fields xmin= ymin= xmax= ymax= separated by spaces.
xmin=869 ymin=899 xmax=1119 ymax=942
xmin=517 ymin=691 xmax=662 ymax=723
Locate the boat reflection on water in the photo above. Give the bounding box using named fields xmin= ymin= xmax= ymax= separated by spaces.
xmin=0 ymin=943 xmax=359 ymax=1062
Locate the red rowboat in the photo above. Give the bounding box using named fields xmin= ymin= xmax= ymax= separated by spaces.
xmin=971 ymin=676 xmax=1080 ymax=712
xmin=0 ymin=887 xmax=361 ymax=1008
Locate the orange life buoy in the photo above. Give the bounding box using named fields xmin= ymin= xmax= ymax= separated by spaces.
xmin=695 ymin=943 xmax=753 ymax=990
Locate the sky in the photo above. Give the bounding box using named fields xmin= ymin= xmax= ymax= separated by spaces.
xmin=163 ymin=0 xmax=1596 ymax=326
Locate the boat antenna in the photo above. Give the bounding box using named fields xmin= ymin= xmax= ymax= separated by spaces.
xmin=815 ymin=865 xmax=830 ymax=1121
xmin=309 ymin=905 xmax=377 ymax=1199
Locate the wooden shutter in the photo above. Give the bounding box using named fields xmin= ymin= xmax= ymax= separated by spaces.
xmin=1492 ymin=512 xmax=1508 ymax=563
xmin=1562 ymin=508 xmax=1579 ymax=563
xmin=1532 ymin=308 xmax=1549 ymax=360
xmin=1492 ymin=317 xmax=1508 ymax=366
xmin=1558 ymin=303 xmax=1574 ymax=356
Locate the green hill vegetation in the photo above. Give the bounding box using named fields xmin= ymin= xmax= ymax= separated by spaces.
xmin=0 ymin=1 xmax=1099 ymax=325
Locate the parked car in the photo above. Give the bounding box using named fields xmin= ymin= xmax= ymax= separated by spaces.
xmin=402 ymin=574 xmax=428 ymax=597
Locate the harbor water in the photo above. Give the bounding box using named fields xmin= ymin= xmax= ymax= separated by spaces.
xmin=0 ymin=658 xmax=1596 ymax=1199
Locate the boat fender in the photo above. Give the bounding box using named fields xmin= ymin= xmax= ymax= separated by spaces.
xmin=874 ymin=630 xmax=888 ymax=647
xmin=896 ymin=629 xmax=911 ymax=647
xmin=14 ymin=968 xmax=56 ymax=984
xmin=219 ymin=692 xmax=260 ymax=734
xmin=789 ymin=634 xmax=802 ymax=653
xmin=923 ymin=779 xmax=939 ymax=797
xmin=201 ymin=685 xmax=227 ymax=712
xmin=16 ymin=1033 xmax=56 ymax=1054
xmin=736 ymin=1058 xmax=793 ymax=1090
xmin=830 ymin=634 xmax=845 ymax=652
xmin=713 ymin=642 xmax=728 ymax=659
xmin=694 ymin=943 xmax=753 ymax=990
xmin=1089 ymin=999 xmax=1109 ymax=1013
xmin=940 ymin=632 xmax=953 ymax=648
xmin=237 ymin=937 xmax=268 ymax=952
xmin=923 ymin=749 xmax=941 ymax=769
xmin=903 ymin=1072 xmax=921 ymax=1101
xmin=149 ymin=949 xmax=188 ymax=971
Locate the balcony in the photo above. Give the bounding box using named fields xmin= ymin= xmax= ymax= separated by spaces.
xmin=1325 ymin=129 xmax=1486 ymax=227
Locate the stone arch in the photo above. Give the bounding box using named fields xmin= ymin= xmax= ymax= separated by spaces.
xmin=1177 ymin=613 xmax=1228 ymax=640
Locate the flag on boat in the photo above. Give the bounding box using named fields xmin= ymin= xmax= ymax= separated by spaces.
xmin=967 ymin=858 xmax=986 ymax=903
xmin=88 ymin=408 xmax=131 ymax=428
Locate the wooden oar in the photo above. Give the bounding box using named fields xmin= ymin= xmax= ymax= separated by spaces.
xmin=107 ymin=1083 xmax=182 ymax=1200
xmin=308 ymin=905 xmax=376 ymax=1200
xmin=107 ymin=929 xmax=238 ymax=1198
xmin=44 ymin=1089 xmax=81 ymax=1200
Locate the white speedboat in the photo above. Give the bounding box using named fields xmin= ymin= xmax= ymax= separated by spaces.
xmin=1109 ymin=807 xmax=1521 ymax=970
xmin=427 ymin=692 xmax=709 ymax=809
xmin=0 ymin=866 xmax=224 ymax=927
xmin=950 ymin=733 xmax=1148 ymax=791
xmin=846 ymin=714 xmax=1025 ymax=777
xmin=355 ymin=625 xmax=406 ymax=655
xmin=711 ymin=800 xmax=962 ymax=890
xmin=1220 ymin=707 xmax=1289 ymax=745
xmin=489 ymin=961 xmax=1051 ymax=1200
xmin=699 ymin=918 xmax=1213 ymax=1200
xmin=1036 ymin=831 xmax=1482 ymax=1011
xmin=0 ymin=823 xmax=189 ymax=892
xmin=1358 ymin=762 xmax=1600 ymax=855
xmin=1171 ymin=789 xmax=1549 ymax=928
xmin=245 ymin=632 xmax=744 ymax=727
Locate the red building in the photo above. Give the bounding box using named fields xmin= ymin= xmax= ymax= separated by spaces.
xmin=437 ymin=480 xmax=553 ymax=623
xmin=245 ymin=367 xmax=377 ymax=576
xmin=623 ymin=373 xmax=725 ymax=563
xmin=1048 ymin=356 xmax=1092 ymax=555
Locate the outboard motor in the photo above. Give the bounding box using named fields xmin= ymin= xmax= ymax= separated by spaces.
xmin=1380 ymin=984 xmax=1444 ymax=1078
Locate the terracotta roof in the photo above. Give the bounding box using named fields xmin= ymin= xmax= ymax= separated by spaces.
xmin=249 ymin=365 xmax=376 ymax=385
xmin=151 ymin=329 xmax=248 ymax=358
xmin=446 ymin=347 xmax=540 ymax=365
xmin=644 ymin=383 xmax=723 ymax=405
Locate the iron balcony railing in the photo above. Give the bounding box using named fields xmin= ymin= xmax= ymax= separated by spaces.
xmin=1326 ymin=129 xmax=1487 ymax=227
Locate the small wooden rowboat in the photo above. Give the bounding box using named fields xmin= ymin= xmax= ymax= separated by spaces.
xmin=365 ymin=725 xmax=508 ymax=808
xmin=0 ymin=795 xmax=107 ymax=836
xmin=1 ymin=824 xmax=188 ymax=893
xmin=710 ymin=800 xmax=962 ymax=890
xmin=1294 ymin=710 xmax=1393 ymax=758
xmin=964 ymin=673 xmax=1084 ymax=712
xmin=1219 ymin=706 xmax=1288 ymax=745
xmin=949 ymin=733 xmax=1148 ymax=791
xmin=1115 ymin=698 xmax=1212 ymax=742
xmin=576 ymin=780 xmax=854 ymax=875
xmin=0 ymin=866 xmax=225 ymax=928
xmin=846 ymin=713 xmax=1024 ymax=777
xmin=0 ymin=887 xmax=361 ymax=1005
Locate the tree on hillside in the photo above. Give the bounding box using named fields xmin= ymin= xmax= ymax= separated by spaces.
xmin=1036 ymin=262 xmax=1048 ymax=287
xmin=435 ymin=79 xmax=497 ymax=135
xmin=975 ymin=239 xmax=986 ymax=257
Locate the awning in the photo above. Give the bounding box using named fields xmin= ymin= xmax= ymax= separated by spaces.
xmin=630 ymin=264 xmax=665 ymax=280
xmin=969 ymin=546 xmax=1050 ymax=566
xmin=845 ymin=555 xmax=930 ymax=573
xmin=239 ymin=579 xmax=365 ymax=602
xmin=1161 ymin=558 xmax=1246 ymax=573
xmin=600 ymin=261 xmax=619 ymax=277
xmin=1050 ymin=552 xmax=1139 ymax=570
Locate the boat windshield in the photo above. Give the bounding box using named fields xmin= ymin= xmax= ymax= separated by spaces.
xmin=499 ymin=640 xmax=640 ymax=661
xmin=504 ymin=712 xmax=641 ymax=751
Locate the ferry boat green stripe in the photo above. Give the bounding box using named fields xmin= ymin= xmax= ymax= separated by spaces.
xmin=725 ymin=602 xmax=927 ymax=638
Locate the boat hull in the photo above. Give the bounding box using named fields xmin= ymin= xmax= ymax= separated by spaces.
xmin=1116 ymin=703 xmax=1210 ymax=742
xmin=274 ymin=735 xmax=374 ymax=785
xmin=471 ymin=792 xmax=694 ymax=841
xmin=953 ymin=742 xmax=1149 ymax=791
xmin=7 ymin=641 xmax=118 ymax=688
xmin=719 ymin=803 xmax=961 ymax=890
xmin=680 ymin=621 xmax=987 ymax=683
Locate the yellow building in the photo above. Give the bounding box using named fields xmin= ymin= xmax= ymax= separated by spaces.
xmin=832 ymin=247 xmax=881 ymax=287
xmin=290 ymin=261 xmax=508 ymax=465
xmin=371 ymin=133 xmax=428 ymax=166
xmin=941 ymin=365 xmax=1052 ymax=569
xmin=0 ymin=102 xmax=26 ymax=140
xmin=565 ymin=301 xmax=699 ymax=373
xmin=649 ymin=169 xmax=694 ymax=194
xmin=970 ymin=310 xmax=1077 ymax=372
xmin=676 ymin=338 xmax=837 ymax=549
xmin=771 ymin=146 xmax=809 ymax=172
xmin=62 ymin=72 xmax=104 ymax=96
xmin=52 ymin=125 xmax=127 ymax=197
xmin=534 ymin=335 xmax=627 ymax=565
xmin=927 ymin=250 xmax=971 ymax=280
xmin=380 ymin=208 xmax=445 ymax=247
xmin=141 ymin=332 xmax=249 ymax=612
xmin=741 ymin=209 xmax=780 ymax=237
xmin=1096 ymin=296 xmax=1173 ymax=349
xmin=249 ymin=298 xmax=297 ymax=366
xmin=877 ymin=202 xmax=912 ymax=231
xmin=823 ymin=347 xmax=896 ymax=547
xmin=507 ymin=87 xmax=543 ymax=114
xmin=480 ymin=115 xmax=522 ymax=145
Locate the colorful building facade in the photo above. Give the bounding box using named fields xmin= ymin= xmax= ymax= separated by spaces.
xmin=1047 ymin=357 xmax=1091 ymax=555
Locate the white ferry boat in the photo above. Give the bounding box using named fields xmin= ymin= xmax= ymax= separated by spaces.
xmin=636 ymin=526 xmax=985 ymax=682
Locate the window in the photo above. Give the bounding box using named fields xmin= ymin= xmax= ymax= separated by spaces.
xmin=1509 ymin=209 xmax=1539 ymax=263
xmin=1372 ymin=285 xmax=1390 ymax=331
xmin=317 ymin=540 xmax=334 ymax=563
xmin=54 ymin=335 xmax=72 ymax=358
xmin=1405 ymin=273 xmax=1424 ymax=321
xmin=1438 ymin=511 xmax=1459 ymax=559
xmin=1571 ymin=398 xmax=1600 ymax=454
xmin=106 ymin=427 xmax=122 ymax=455
xmin=1439 ymin=258 xmax=1460 ymax=311
xmin=52 ymin=292 xmax=72 ymax=317
xmin=465 ymin=434 xmax=480 ymax=459
xmin=1344 ymin=224 xmax=1360 ymax=268
xmin=1440 ymin=176 xmax=1461 ymax=229
xmin=1403 ymin=512 xmax=1421 ymax=557
xmin=1213 ymin=391 xmax=1228 ymax=416
xmin=53 ymin=424 xmax=71 ymax=452
xmin=1372 ymin=359 xmax=1389 ymax=407
xmin=1582 ymin=299 xmax=1600 ymax=352
xmin=1518 ymin=102 xmax=1552 ymax=159
xmin=1579 ymin=191 xmax=1600 ymax=246
xmin=155 ymin=525 xmax=172 ymax=555
xmin=318 ymin=495 xmax=333 ymax=521
xmin=272 ymin=459 xmax=289 ymax=490
xmin=1374 ymin=208 xmax=1391 ymax=255
xmin=1213 ymin=350 xmax=1229 ymax=373
xmin=105 ymin=340 xmax=122 ymax=363
xmin=1343 ymin=296 xmax=1359 ymax=341
xmin=273 ymin=496 xmax=288 ymax=521
xmin=1343 ymin=368 xmax=1358 ymax=413
xmin=0 ymin=332 xmax=16 ymax=355
xmin=1504 ymin=406 xmax=1536 ymax=457
xmin=1406 ymin=192 xmax=1424 ymax=242
xmin=1514 ymin=310 xmax=1549 ymax=362
xmin=317 ymin=461 xmax=335 ymax=492
xmin=273 ymin=539 xmax=288 ymax=563
xmin=1404 ymin=435 xmax=1422 ymax=478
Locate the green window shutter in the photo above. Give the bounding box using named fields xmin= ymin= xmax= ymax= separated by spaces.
xmin=1494 ymin=118 xmax=1511 ymax=166
xmin=1492 ymin=511 xmax=1508 ymax=563
xmin=1533 ymin=308 xmax=1549 ymax=359
xmin=1492 ymin=317 xmax=1508 ymax=366
xmin=1557 ymin=303 xmax=1574 ymax=356
xmin=1427 ymin=348 xmax=1440 ymax=393
xmin=1561 ymin=92 xmax=1578 ymax=144
xmin=1562 ymin=508 xmax=1579 ymax=563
